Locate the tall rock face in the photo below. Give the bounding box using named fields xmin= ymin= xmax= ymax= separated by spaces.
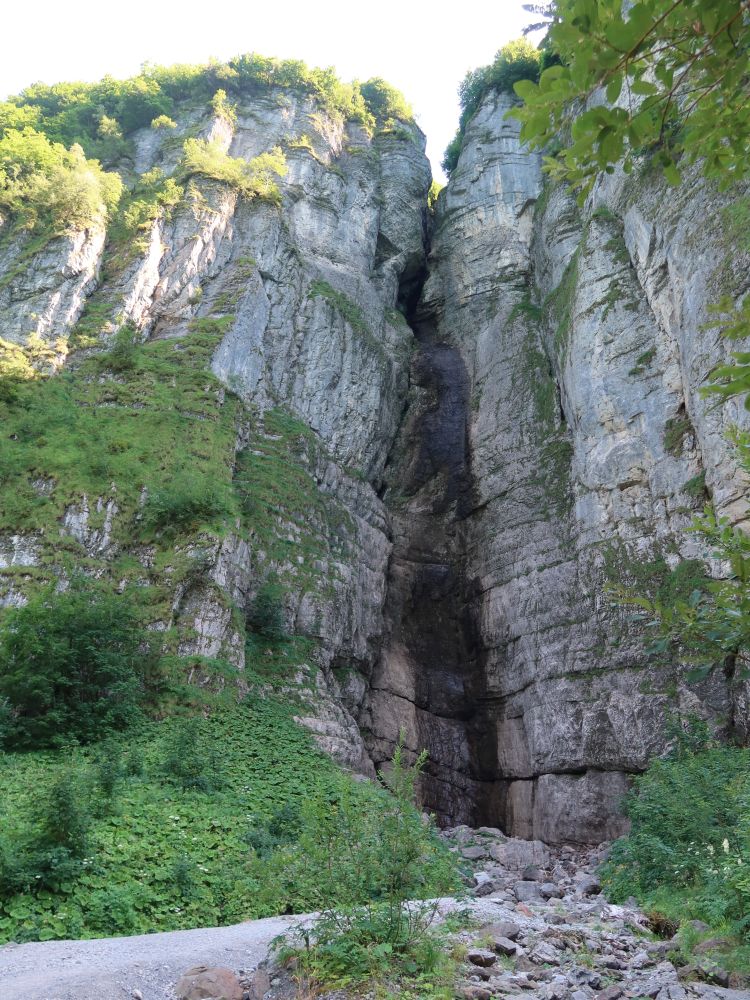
xmin=2 ymin=75 xmax=749 ymax=844
xmin=0 ymin=85 xmax=431 ymax=776
xmin=366 ymin=89 xmax=749 ymax=841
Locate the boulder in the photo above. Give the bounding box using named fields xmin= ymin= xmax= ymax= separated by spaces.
xmin=487 ymin=920 xmax=521 ymax=941
xmin=468 ymin=948 xmax=497 ymax=967
xmin=490 ymin=838 xmax=551 ymax=870
xmin=175 ymin=966 xmax=243 ymax=1000
xmin=492 ymin=936 xmax=519 ymax=957
xmin=514 ymin=880 xmax=542 ymax=902
xmin=540 ymin=882 xmax=564 ymax=899
xmin=462 ymin=845 xmax=489 ymax=861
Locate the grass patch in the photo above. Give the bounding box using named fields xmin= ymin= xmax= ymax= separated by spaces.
xmin=664 ymin=410 xmax=694 ymax=456
xmin=0 ymin=329 xmax=239 ymax=540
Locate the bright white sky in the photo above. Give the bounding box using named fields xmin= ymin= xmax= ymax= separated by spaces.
xmin=1 ymin=0 xmax=537 ymax=180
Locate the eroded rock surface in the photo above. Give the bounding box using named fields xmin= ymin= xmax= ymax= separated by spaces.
xmin=360 ymin=89 xmax=749 ymax=838
xmin=2 ymin=78 xmax=749 ymax=839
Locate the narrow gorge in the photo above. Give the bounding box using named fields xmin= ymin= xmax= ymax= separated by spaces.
xmin=1 ymin=63 xmax=749 ymax=852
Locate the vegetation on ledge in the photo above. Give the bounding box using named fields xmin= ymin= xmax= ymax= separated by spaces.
xmin=0 ymin=55 xmax=416 ymax=166
xmin=442 ymin=38 xmax=546 ymax=176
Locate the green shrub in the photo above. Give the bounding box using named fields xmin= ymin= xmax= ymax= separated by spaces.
xmin=360 ymin=78 xmax=413 ymax=126
xmin=106 ymin=167 xmax=183 ymax=260
xmin=245 ymin=801 xmax=301 ymax=858
xmin=142 ymin=472 xmax=232 ymax=536
xmin=101 ymin=324 xmax=140 ymax=373
xmin=0 ymin=127 xmax=122 ymax=233
xmin=210 ymin=89 xmax=236 ymax=126
xmin=94 ymin=740 xmax=124 ymax=802
xmin=181 ymin=139 xmax=286 ymax=201
xmin=0 ymin=767 xmax=92 ymax=897
xmin=36 ymin=769 xmax=91 ymax=858
xmin=150 ymin=114 xmax=176 ymax=129
xmin=601 ymin=721 xmax=750 ymax=944
xmin=273 ymin=741 xmax=461 ymax=992
xmin=247 ymin=585 xmax=287 ymax=643
xmin=0 ymin=578 xmax=157 ymax=749
xmin=161 ymin=717 xmax=223 ymax=792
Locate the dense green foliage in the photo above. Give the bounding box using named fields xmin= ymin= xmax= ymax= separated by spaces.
xmin=0 ymin=579 xmax=156 ymax=749
xmin=442 ymin=39 xmax=543 ymax=175
xmin=0 ymin=708 xmax=458 ymax=946
xmin=0 ymin=56 xmax=414 ymax=163
xmin=0 ymin=701 xmax=331 ymax=940
xmin=274 ymin=744 xmax=460 ymax=994
xmin=181 ymin=140 xmax=286 ymax=200
xmin=602 ymin=725 xmax=750 ymax=961
xmin=619 ymin=508 xmax=750 ymax=682
xmin=247 ymin=585 xmax=288 ymax=643
xmin=514 ymin=0 xmax=750 ymax=198
xmin=105 ymin=168 xmax=182 ymax=259
xmin=359 ymin=78 xmax=413 ymax=128
xmin=0 ymin=128 xmax=122 ymax=232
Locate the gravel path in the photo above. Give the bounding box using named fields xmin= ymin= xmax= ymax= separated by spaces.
xmin=0 ymin=914 xmax=303 ymax=1000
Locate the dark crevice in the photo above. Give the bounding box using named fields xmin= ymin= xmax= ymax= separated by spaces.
xmin=359 ymin=247 xmax=493 ymax=827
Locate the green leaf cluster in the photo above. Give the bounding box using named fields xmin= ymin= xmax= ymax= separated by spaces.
xmin=181 ymin=139 xmax=286 ymax=202
xmin=0 ymin=578 xmax=157 ymax=749
xmin=0 ymin=128 xmax=122 ymax=233
xmin=601 ymin=726 xmax=750 ymax=949
xmin=617 ymin=506 xmax=750 ymax=682
xmin=514 ymin=0 xmax=750 ymax=198
xmin=270 ymin=741 xmax=461 ymax=994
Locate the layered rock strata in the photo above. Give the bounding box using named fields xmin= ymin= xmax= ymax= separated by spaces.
xmin=2 ymin=80 xmax=749 ymax=842
xmin=372 ymin=90 xmax=749 ymax=840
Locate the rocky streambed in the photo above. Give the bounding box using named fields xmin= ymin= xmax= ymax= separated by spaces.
xmin=259 ymin=826 xmax=748 ymax=1000
xmin=1 ymin=827 xmax=747 ymax=1000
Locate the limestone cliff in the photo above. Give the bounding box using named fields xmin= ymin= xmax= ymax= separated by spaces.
xmin=0 ymin=81 xmax=430 ymax=776
xmin=360 ymin=90 xmax=750 ymax=841
xmin=1 ymin=73 xmax=748 ymax=844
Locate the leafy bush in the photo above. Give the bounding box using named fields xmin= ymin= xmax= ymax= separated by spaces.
xmin=161 ymin=717 xmax=223 ymax=792
xmin=602 ymin=722 xmax=750 ymax=943
xmin=0 ymin=700 xmax=342 ymax=941
xmin=247 ymin=585 xmax=287 ymax=643
xmin=270 ymin=742 xmax=460 ymax=991
xmin=150 ymin=114 xmax=176 ymax=129
xmin=360 ymin=78 xmax=413 ymax=127
xmin=0 ymin=767 xmax=91 ymax=897
xmin=210 ymin=89 xmax=236 ymax=126
xmin=181 ymin=139 xmax=286 ymax=201
xmin=94 ymin=740 xmax=124 ymax=803
xmin=142 ymin=472 xmax=232 ymax=536
xmin=0 ymin=578 xmax=157 ymax=749
xmin=0 ymin=127 xmax=122 ymax=233
xmin=100 ymin=324 xmax=139 ymax=373
xmin=106 ymin=167 xmax=183 ymax=258
xmin=245 ymin=801 xmax=301 ymax=858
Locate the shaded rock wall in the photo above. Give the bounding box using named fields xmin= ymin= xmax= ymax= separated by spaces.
xmin=371 ymin=89 xmax=750 ymax=842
